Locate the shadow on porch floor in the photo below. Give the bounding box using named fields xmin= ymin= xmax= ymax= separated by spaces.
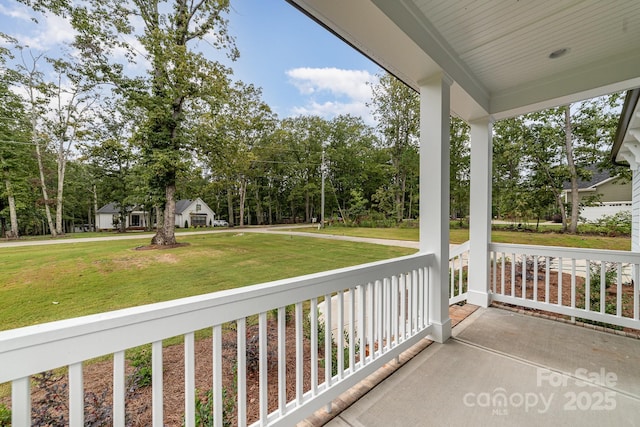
xmin=304 ymin=306 xmax=640 ymax=426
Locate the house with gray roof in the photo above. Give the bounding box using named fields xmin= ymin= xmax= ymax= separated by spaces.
xmin=562 ymin=167 xmax=631 ymax=223
xmin=95 ymin=198 xmax=216 ymax=230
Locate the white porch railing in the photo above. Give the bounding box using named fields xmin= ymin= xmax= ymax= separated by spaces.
xmin=490 ymin=243 xmax=640 ymax=330
xmin=449 ymin=241 xmax=470 ymax=305
xmin=0 ymin=252 xmax=434 ymax=427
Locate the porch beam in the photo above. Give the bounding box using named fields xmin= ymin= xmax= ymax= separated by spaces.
xmin=419 ymin=73 xmax=452 ymax=343
xmin=467 ymin=116 xmax=493 ymax=307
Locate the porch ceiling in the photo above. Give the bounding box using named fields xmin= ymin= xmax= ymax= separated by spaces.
xmin=287 ymin=0 xmax=640 ymax=121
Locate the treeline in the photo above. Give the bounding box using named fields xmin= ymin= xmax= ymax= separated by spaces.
xmin=0 ymin=0 xmax=626 ymax=239
xmin=0 ymin=54 xmax=432 ymax=235
xmin=0 ymin=55 xmax=625 ymax=237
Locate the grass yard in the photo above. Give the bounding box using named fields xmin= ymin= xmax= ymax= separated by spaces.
xmin=0 ymin=232 xmax=414 ymax=331
xmin=1 ymin=225 xmax=630 ymax=331
xmin=302 ymin=225 xmax=631 ymax=250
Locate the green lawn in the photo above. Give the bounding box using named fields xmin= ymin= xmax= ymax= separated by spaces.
xmin=0 ymin=233 xmax=414 ymax=331
xmin=303 ymin=225 xmax=631 ymax=251
xmin=1 ymin=225 xmax=630 ymax=331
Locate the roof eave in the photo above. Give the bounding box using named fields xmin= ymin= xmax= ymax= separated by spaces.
xmin=611 ymin=88 xmax=640 ymax=167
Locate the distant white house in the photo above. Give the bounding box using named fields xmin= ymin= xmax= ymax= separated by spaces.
xmin=562 ymin=169 xmax=631 ymax=223
xmin=174 ymin=198 xmax=216 ymax=228
xmin=95 ymin=198 xmax=216 ymax=230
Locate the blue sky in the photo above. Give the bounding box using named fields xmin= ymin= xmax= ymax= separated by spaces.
xmin=0 ymin=0 xmax=382 ymax=124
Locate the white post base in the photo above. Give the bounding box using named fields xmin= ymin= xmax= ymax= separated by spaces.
xmin=427 ymin=318 xmax=452 ymax=343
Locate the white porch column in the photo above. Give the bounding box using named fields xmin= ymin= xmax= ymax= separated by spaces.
xmin=467 ymin=116 xmax=493 ymax=307
xmin=420 ymin=73 xmax=452 ymax=343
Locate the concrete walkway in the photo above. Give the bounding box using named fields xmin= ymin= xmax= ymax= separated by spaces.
xmin=326 ymin=307 xmax=640 ymax=426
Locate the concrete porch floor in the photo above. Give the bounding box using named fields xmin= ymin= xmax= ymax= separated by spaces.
xmin=324 ymin=307 xmax=640 ymax=426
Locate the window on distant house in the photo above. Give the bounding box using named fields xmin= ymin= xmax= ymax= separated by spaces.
xmin=191 ymin=214 xmax=206 ymax=226
xmin=131 ymin=214 xmax=140 ymax=227
xmin=196 ymin=204 xmax=201 ymax=212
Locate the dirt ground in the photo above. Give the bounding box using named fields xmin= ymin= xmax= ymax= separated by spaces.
xmin=1 ymin=317 xmax=325 ymax=426
xmin=491 ymin=262 xmax=637 ymax=326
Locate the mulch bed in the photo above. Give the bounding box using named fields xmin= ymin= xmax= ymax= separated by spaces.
xmin=1 ymin=317 xmax=326 ymax=426
xmin=490 ymin=262 xmax=637 ymax=329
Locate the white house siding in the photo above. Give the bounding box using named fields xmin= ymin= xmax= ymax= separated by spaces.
xmin=580 ymin=202 xmax=632 ymax=223
xmin=175 ymin=198 xmax=216 ymax=228
xmin=96 ymin=213 xmax=117 ymax=230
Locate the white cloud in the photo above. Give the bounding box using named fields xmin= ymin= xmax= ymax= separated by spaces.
xmin=0 ymin=3 xmax=32 ymax=22
xmin=286 ymin=67 xmax=378 ymax=124
xmin=291 ymin=100 xmax=371 ymax=121
xmin=0 ymin=3 xmax=76 ymax=51
xmin=287 ymin=67 xmax=374 ymax=101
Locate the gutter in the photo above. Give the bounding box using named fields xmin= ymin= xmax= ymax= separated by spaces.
xmin=611 ymin=88 xmax=640 ymax=167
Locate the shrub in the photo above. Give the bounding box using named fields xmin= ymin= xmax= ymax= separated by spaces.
xmin=187 ymin=387 xmax=234 ymax=427
xmin=127 ymin=345 xmax=153 ymax=389
xmin=593 ymin=211 xmax=631 ymax=236
xmin=0 ymin=403 xmax=10 ymax=427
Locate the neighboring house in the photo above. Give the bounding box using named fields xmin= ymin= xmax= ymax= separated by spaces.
xmin=174 ymin=198 xmax=216 ymax=228
xmin=95 ymin=203 xmax=150 ymax=231
xmin=95 ymin=198 xmax=215 ymax=230
xmin=562 ymin=168 xmax=631 ymax=222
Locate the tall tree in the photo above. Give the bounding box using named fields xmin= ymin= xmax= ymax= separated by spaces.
xmin=44 ymin=56 xmax=98 ymax=235
xmin=492 ymin=117 xmax=528 ymax=221
xmin=0 ymin=43 xmax=32 ymax=238
xmin=527 ymin=95 xmax=622 ymax=233
xmin=13 ymin=49 xmax=58 ymax=236
xmin=279 ymin=116 xmax=328 ymax=223
xmin=326 ymin=114 xmax=385 ymax=218
xmin=449 ymin=117 xmax=470 ymax=220
xmin=22 ymin=0 xmax=238 ymax=245
xmin=369 ymin=73 xmax=419 ymax=222
xmin=195 ymin=81 xmax=274 ymax=226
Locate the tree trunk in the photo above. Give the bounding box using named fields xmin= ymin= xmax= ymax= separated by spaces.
xmin=120 ymin=208 xmax=127 ymax=233
xmin=305 ymin=189 xmax=310 ymax=222
xmin=558 ymin=194 xmax=568 ymax=232
xmin=564 ymin=106 xmax=580 ymax=234
xmin=92 ymin=184 xmax=98 ymax=231
xmin=268 ymin=191 xmax=273 ymax=225
xmin=239 ymin=179 xmax=247 ymax=227
xmin=255 ymin=186 xmax=263 ymax=225
xmin=35 ymin=141 xmax=57 ymax=238
xmin=151 ymin=185 xmax=177 ymax=245
xmin=55 ymin=155 xmax=66 ymax=235
xmin=4 ymin=178 xmax=19 ymax=239
xmin=227 ymin=191 xmax=234 ymax=227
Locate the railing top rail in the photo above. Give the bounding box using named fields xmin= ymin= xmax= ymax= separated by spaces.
xmin=0 ymin=252 xmax=433 ymax=383
xmin=449 ymin=240 xmax=470 ymax=258
xmin=489 ymin=242 xmax=639 ymax=263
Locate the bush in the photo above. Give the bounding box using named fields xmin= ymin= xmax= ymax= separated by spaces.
xmin=0 ymin=403 xmax=10 ymax=427
xmin=127 ymin=345 xmax=153 ymax=389
xmin=592 ymin=211 xmax=631 ymax=236
xmin=187 ymin=387 xmax=234 ymax=427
